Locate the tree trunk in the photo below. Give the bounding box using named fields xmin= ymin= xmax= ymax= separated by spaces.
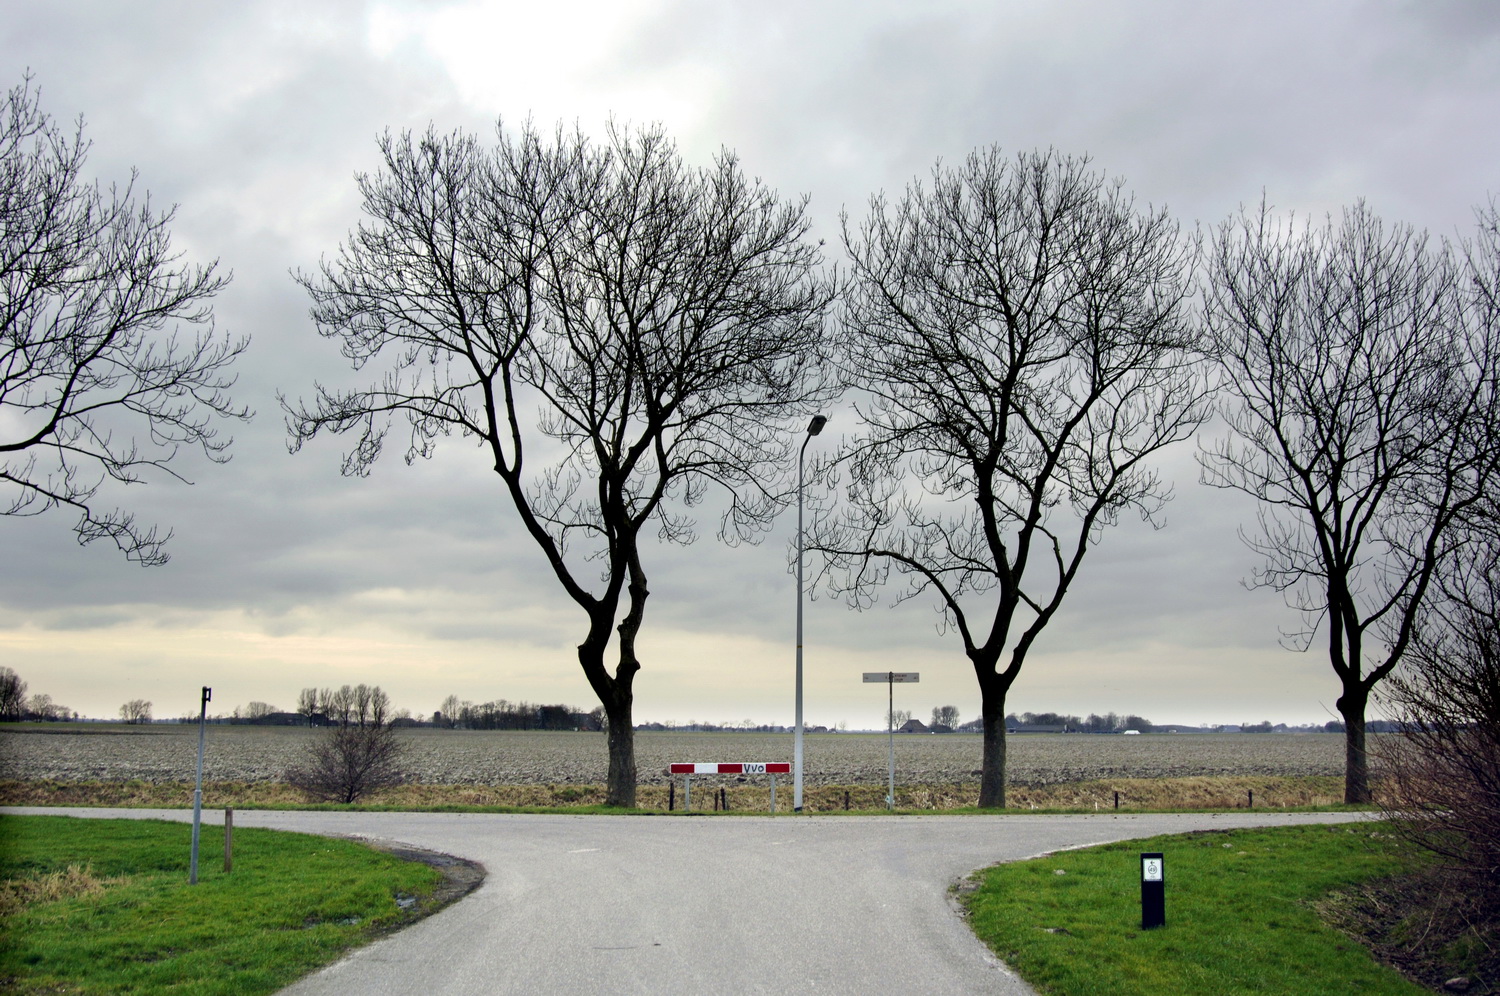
xmin=1337 ymin=686 xmax=1371 ymax=804
xmin=978 ymin=691 xmax=1008 ymax=809
xmin=604 ymin=697 xmax=637 ymax=808
xmin=578 ymin=633 xmax=639 ymax=808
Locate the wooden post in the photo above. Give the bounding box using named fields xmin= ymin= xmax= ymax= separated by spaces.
xmin=668 ymin=782 xmax=675 ymax=811
xmin=844 ymin=790 xmax=850 ymax=811
xmin=720 ymin=786 xmax=728 ymax=812
xmin=1114 ymin=791 xmax=1120 ymax=810
xmin=1248 ymin=789 xmax=1254 ymax=808
xmin=223 ymin=807 xmax=233 ymax=873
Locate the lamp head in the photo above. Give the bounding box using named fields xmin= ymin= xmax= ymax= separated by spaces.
xmin=807 ymin=415 xmax=827 ymax=436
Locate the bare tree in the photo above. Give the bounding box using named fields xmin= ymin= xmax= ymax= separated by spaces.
xmin=286 ymin=714 xmax=407 ymax=805
xmin=0 ymin=667 xmax=25 ymax=720
xmin=436 ymin=693 xmax=462 ymax=729
xmin=930 ymin=705 xmax=959 ymax=729
xmin=296 ymin=687 xmax=319 ymax=725
xmin=241 ymin=701 xmax=276 ymax=721
xmin=118 ymin=698 xmax=152 ymax=724
xmin=0 ymin=76 xmax=249 ymax=565
xmin=1199 ymin=200 xmax=1500 ymax=803
xmin=324 ymin=685 xmax=355 ymax=727
xmin=285 ymin=122 xmax=835 ymax=806
xmin=812 ymin=147 xmax=1207 ymax=807
xmin=25 ymin=693 xmax=62 ymax=721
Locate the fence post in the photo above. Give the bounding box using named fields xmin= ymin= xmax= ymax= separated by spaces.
xmin=668 ymin=781 xmax=675 ymax=811
xmin=1248 ymin=789 xmax=1254 ymax=808
xmin=720 ymin=786 xmax=728 ymax=812
xmin=223 ymin=808 xmax=233 ymax=873
xmin=770 ymin=774 xmax=776 ymax=814
xmin=844 ymin=790 xmax=850 ymax=811
xmin=1114 ymin=791 xmax=1120 ymax=810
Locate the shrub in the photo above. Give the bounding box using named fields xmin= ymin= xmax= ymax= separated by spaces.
xmin=1376 ymin=555 xmax=1500 ymax=913
xmin=285 ymin=722 xmax=407 ymax=804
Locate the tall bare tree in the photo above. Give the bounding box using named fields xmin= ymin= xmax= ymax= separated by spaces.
xmin=0 ymin=76 xmax=248 ymax=564
xmin=285 ymin=122 xmax=834 ymax=805
xmin=1199 ymin=200 xmax=1500 ymax=803
xmin=811 ymin=147 xmax=1207 ymax=807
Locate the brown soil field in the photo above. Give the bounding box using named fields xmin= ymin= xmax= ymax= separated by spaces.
xmin=0 ymin=723 xmax=1347 ymax=785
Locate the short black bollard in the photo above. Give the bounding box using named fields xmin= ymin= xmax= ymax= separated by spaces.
xmin=1114 ymin=791 xmax=1120 ymax=810
xmin=669 ymin=782 xmax=675 ymax=811
xmin=1141 ymin=852 xmax=1165 ymax=929
xmin=1248 ymin=789 xmax=1254 ymax=808
xmin=844 ymin=790 xmax=850 ymax=811
xmin=720 ymin=787 xmax=728 ymax=812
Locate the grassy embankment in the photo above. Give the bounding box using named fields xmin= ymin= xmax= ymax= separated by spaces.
xmin=962 ymin=823 xmax=1432 ymax=995
xmin=0 ymin=815 xmax=447 ymax=996
xmin=0 ymin=774 xmax=1351 ymax=813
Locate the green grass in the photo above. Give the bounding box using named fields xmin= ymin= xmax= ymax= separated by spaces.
xmin=0 ymin=815 xmax=445 ymax=996
xmin=962 ymin=823 xmax=1429 ymax=995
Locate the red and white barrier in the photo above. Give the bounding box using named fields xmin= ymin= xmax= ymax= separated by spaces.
xmin=669 ymin=762 xmax=791 ymax=813
xmin=669 ymin=762 xmax=790 ymax=774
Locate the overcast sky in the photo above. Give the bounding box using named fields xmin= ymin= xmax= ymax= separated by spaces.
xmin=4 ymin=1 xmax=1498 ymax=729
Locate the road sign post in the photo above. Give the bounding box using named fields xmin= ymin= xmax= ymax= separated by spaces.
xmin=863 ymin=672 xmax=919 ymax=810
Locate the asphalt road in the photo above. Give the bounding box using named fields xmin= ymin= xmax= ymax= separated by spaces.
xmin=6 ymin=808 xmax=1369 ymax=994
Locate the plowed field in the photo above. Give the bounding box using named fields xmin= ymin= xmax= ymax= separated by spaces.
xmin=0 ymin=724 xmax=1345 ymax=785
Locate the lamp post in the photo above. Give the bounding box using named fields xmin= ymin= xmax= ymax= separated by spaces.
xmin=189 ymin=685 xmax=210 ymax=885
xmin=795 ymin=414 xmax=827 ymax=812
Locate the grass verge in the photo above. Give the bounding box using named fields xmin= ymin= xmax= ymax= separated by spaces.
xmin=960 ymin=823 xmax=1430 ymax=995
xmin=0 ymin=814 xmax=448 ymax=996
xmin=0 ymin=774 xmax=1351 ymax=813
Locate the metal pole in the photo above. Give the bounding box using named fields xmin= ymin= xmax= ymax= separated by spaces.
xmin=794 ymin=415 xmax=825 ymax=812
xmin=190 ymin=685 xmax=210 ymax=884
xmin=887 ymin=673 xmax=895 ymax=810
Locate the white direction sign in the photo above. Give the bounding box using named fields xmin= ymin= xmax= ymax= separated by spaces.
xmin=863 ymin=672 xmax=920 ymax=683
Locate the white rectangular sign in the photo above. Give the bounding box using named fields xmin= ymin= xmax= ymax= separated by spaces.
xmin=861 ymin=671 xmax=920 ymax=683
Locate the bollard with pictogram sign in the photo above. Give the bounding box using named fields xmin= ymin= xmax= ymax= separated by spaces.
xmin=1141 ymin=852 xmax=1165 ymax=929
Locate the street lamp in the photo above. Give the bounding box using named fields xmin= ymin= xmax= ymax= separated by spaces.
xmin=795 ymin=413 xmax=827 ymax=812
